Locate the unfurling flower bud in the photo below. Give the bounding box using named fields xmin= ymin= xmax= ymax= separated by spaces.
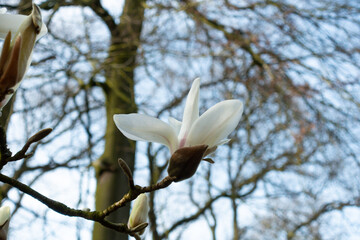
xmin=167 ymin=144 xmax=208 ymax=182
xmin=0 ymin=206 xmax=10 ymax=240
xmin=128 ymin=194 xmax=148 ymax=235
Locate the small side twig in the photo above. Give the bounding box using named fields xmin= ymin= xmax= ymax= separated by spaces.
xmin=118 ymin=158 xmax=134 ymax=189
xmin=140 ymin=176 xmax=175 ymax=192
xmin=5 ymin=128 xmax=52 ymax=162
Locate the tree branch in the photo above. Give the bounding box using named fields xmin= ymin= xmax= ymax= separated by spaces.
xmin=0 ymin=172 xmax=175 ymax=236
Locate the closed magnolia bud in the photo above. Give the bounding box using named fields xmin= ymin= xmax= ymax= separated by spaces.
xmin=167 ymin=144 xmax=208 ymax=182
xmin=128 ymin=194 xmax=148 ymax=235
xmin=0 ymin=206 xmax=10 ymax=240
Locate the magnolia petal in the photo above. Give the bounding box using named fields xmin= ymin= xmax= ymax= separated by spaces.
xmin=178 ymin=78 xmax=200 ymax=142
xmin=0 ymin=5 xmax=47 ymax=40
xmin=0 ymin=206 xmax=10 ymax=226
xmin=168 ymin=117 xmax=182 ymax=135
xmin=186 ymin=100 xmax=243 ymax=147
xmin=114 ymin=114 xmax=178 ymax=153
xmin=0 ymin=14 xmax=27 ymax=39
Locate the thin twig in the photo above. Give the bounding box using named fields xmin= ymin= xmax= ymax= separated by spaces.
xmin=5 ymin=128 xmax=52 ymax=162
xmin=118 ymin=158 xmax=135 ymax=189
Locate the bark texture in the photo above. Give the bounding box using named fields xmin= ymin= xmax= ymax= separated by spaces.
xmin=92 ymin=0 xmax=145 ymax=239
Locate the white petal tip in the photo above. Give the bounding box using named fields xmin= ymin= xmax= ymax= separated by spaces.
xmin=113 ymin=114 xmax=122 ymax=122
xmin=228 ymin=99 xmax=244 ymax=114
xmin=193 ymin=78 xmax=201 ymax=87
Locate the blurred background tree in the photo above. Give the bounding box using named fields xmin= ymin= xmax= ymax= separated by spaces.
xmin=0 ymin=0 xmax=359 ymax=239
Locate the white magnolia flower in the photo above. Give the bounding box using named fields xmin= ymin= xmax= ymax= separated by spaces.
xmin=128 ymin=194 xmax=148 ymax=235
xmin=114 ymin=78 xmax=243 ymax=155
xmin=0 ymin=4 xmax=47 ymax=110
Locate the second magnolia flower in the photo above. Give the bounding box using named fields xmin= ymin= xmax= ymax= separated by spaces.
xmin=0 ymin=4 xmax=47 ymax=111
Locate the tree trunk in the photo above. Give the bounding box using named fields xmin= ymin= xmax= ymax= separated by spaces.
xmin=92 ymin=0 xmax=145 ymax=239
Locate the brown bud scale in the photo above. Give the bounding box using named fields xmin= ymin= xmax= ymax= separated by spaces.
xmin=167 ymin=145 xmax=208 ymax=182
